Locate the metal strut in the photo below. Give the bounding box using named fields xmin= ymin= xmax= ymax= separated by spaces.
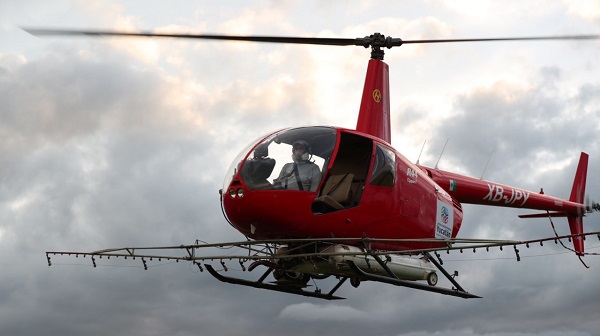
xmin=423 ymin=252 xmax=468 ymax=294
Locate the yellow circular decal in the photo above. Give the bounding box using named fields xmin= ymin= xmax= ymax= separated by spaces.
xmin=372 ymin=89 xmax=382 ymax=103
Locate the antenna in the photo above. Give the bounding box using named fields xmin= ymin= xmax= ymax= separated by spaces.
xmin=480 ymin=149 xmax=495 ymax=179
xmin=434 ymin=138 xmax=449 ymax=169
xmin=416 ymin=139 xmax=427 ymax=165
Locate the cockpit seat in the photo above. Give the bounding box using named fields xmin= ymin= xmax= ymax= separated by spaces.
xmin=241 ymin=143 xmax=276 ymax=189
xmin=243 ymin=158 xmax=275 ymax=189
xmin=313 ymin=173 xmax=354 ymax=212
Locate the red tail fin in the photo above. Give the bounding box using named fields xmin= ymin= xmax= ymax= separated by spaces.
xmin=568 ymin=152 xmax=588 ymax=255
xmin=570 ymin=153 xmax=588 ymax=205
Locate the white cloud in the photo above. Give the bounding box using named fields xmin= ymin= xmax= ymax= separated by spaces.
xmin=565 ymin=0 xmax=600 ymax=21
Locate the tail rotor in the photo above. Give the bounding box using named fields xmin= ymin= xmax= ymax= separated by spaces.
xmin=586 ymin=196 xmax=600 ymax=213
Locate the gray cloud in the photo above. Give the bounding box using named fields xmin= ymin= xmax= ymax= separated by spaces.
xmin=279 ymin=302 xmax=376 ymax=322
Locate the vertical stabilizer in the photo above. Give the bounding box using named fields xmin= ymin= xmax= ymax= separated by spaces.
xmin=569 ymin=152 xmax=588 ymax=255
xmin=569 ymin=152 xmax=588 ymax=206
xmin=356 ymin=59 xmax=391 ymax=143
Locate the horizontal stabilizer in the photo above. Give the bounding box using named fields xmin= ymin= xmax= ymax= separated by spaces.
xmin=518 ymin=211 xmax=568 ymax=219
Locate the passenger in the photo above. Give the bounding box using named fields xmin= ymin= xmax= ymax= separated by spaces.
xmin=274 ymin=140 xmax=322 ymax=191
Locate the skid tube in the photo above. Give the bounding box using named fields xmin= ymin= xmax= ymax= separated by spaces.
xmin=204 ymin=264 xmax=347 ymax=300
xmin=346 ymin=258 xmax=481 ymax=299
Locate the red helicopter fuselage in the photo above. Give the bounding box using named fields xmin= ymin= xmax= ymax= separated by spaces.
xmin=222 ymin=125 xmax=462 ymax=251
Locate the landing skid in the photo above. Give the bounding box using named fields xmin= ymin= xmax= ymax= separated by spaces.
xmin=205 ymin=264 xmax=347 ymax=300
xmin=203 ymin=251 xmax=479 ymax=300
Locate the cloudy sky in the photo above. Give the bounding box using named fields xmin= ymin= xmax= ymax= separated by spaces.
xmin=2 ymin=1 xmax=600 ymax=335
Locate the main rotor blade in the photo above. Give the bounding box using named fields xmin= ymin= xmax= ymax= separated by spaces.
xmin=23 ymin=28 xmax=600 ymax=48
xmin=22 ymin=28 xmax=363 ymax=46
xmin=401 ymin=35 xmax=600 ymax=44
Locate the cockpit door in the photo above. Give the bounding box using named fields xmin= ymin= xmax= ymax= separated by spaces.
xmin=312 ymin=132 xmax=373 ymax=213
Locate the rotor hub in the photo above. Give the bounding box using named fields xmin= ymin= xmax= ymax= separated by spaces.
xmin=359 ymin=33 xmax=403 ymax=60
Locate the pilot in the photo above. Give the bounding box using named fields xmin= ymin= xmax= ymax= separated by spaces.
xmin=275 ymin=140 xmax=322 ymax=191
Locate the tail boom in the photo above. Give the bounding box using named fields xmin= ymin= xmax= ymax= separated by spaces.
xmin=420 ymin=168 xmax=585 ymax=214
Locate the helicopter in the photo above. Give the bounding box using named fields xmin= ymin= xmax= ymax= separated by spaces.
xmin=28 ymin=28 xmax=600 ymax=300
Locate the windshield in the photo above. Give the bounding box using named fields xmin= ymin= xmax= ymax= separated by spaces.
xmin=240 ymin=127 xmax=337 ymax=191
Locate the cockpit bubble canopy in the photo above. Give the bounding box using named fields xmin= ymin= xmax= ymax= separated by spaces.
xmin=229 ymin=127 xmax=337 ymax=191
